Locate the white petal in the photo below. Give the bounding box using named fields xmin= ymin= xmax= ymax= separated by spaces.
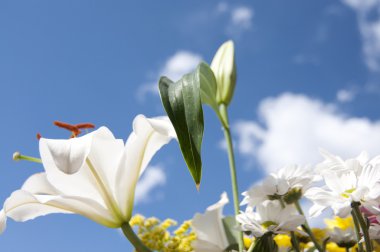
xmin=356 ymin=151 xmax=369 ymax=165
xmin=39 ymin=132 xmax=93 ymax=174
xmin=116 ymin=115 xmax=175 ymax=219
xmin=192 ymin=239 xmax=225 ymax=252
xmin=333 ymin=202 xmax=352 ymax=218
xmin=0 ymin=210 xmax=6 ymax=234
xmin=236 ymin=212 xmax=264 ymax=236
xmin=278 ymin=215 xmax=305 ymax=231
xmin=323 ymin=172 xmax=345 ymax=193
xmin=305 ymin=187 xmax=342 ymax=208
xmin=85 ymin=128 xmax=125 ymax=198
xmin=21 ymin=173 xmax=60 ymax=194
xmin=4 ymin=190 xmax=72 ymax=222
xmin=1 ymin=171 xmax=122 ymax=233
xmin=40 ymin=127 xmax=119 ymax=207
xmin=192 ymin=193 xmax=229 ymax=250
xmin=309 ymin=204 xmax=327 ymax=218
xmin=206 ymin=192 xmax=229 ymax=212
xmin=351 ymin=187 xmax=368 ymax=202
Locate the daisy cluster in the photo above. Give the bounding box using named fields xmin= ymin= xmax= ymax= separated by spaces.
xmin=190 ymin=150 xmax=380 ymax=252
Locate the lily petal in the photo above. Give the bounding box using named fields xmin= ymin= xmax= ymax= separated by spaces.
xmin=40 ymin=127 xmax=121 ymax=207
xmin=0 ymin=173 xmax=121 ymax=233
xmin=116 ymin=115 xmax=176 ymax=219
xmin=192 ymin=193 xmax=230 ymax=251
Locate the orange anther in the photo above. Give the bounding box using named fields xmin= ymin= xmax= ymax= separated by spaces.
xmin=53 ymin=120 xmax=95 ymax=138
xmin=53 ymin=121 xmax=79 ymax=132
xmin=75 ymin=123 xmax=95 ymax=129
xmin=36 ymin=133 xmax=42 ymax=140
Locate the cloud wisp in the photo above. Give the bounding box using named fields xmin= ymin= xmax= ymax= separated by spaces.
xmin=222 ymin=3 xmax=254 ymax=37
xmin=342 ymin=0 xmax=380 ymax=72
xmin=135 ymin=165 xmax=167 ymax=204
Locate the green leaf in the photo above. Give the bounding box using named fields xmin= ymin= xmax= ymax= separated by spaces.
xmin=159 ymin=72 xmax=204 ymax=188
xmin=198 ymin=62 xmax=218 ymax=112
xmin=222 ymin=216 xmax=240 ymax=248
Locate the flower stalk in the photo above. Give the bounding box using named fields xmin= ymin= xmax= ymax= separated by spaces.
xmin=121 ymin=222 xmax=152 ymax=252
xmin=351 ymin=202 xmax=372 ymax=252
xmin=290 ymin=231 xmax=301 ymax=252
xmin=351 ymin=207 xmax=364 ymax=252
xmin=294 ymin=200 xmax=324 ymax=252
xmin=219 ymin=104 xmax=243 ymax=252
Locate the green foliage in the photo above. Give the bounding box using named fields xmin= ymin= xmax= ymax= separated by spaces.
xmin=159 ymin=70 xmax=204 ymax=188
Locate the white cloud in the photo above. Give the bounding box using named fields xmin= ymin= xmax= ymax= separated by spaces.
xmin=336 ymin=88 xmax=356 ymax=102
xmin=226 ymin=6 xmax=254 ymax=37
xmin=231 ymin=7 xmax=253 ymax=29
xmin=161 ymin=51 xmax=202 ymax=81
xmin=213 ymin=3 xmax=253 ymax=37
xmin=342 ymin=0 xmax=380 ymax=71
xmin=137 ymin=51 xmax=202 ymax=101
xmin=135 ymin=165 xmax=166 ymax=204
xmin=233 ymin=93 xmax=380 ymax=173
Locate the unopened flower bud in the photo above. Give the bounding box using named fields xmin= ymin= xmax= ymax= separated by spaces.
xmin=211 ymin=40 xmax=236 ymax=105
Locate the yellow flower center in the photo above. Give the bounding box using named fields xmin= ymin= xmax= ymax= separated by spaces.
xmin=341 ymin=188 xmax=356 ymax=198
xmin=262 ymin=221 xmax=277 ymax=229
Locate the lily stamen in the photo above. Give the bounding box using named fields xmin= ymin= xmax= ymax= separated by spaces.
xmin=12 ymin=152 xmax=42 ymax=163
xmin=53 ymin=120 xmax=95 ymax=138
xmin=76 ymin=123 xmax=95 ymax=129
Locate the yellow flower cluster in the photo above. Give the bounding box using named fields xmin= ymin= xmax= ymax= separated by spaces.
xmin=272 ymin=220 xmax=351 ymax=252
xmin=129 ymin=214 xmax=196 ymax=252
xmin=325 ymin=216 xmax=354 ymax=230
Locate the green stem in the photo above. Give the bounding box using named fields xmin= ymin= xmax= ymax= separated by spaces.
xmin=352 ymin=202 xmax=373 ymax=252
xmin=294 ymin=200 xmax=324 ymax=252
xmin=219 ymin=104 xmax=243 ymax=252
xmin=290 ymin=231 xmax=301 ymax=252
xmin=351 ymin=208 xmax=364 ymax=252
xmin=345 ymin=247 xmax=350 ymax=252
xmin=121 ymin=223 xmax=152 ymax=252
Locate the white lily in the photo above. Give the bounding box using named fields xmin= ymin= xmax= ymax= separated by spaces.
xmin=236 ymin=200 xmax=305 ymax=237
xmin=305 ymin=150 xmax=380 ymax=217
xmin=192 ymin=192 xmax=230 ymax=252
xmin=0 ymin=115 xmax=176 ymax=233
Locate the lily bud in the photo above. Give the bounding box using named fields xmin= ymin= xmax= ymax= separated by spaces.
xmin=211 ymin=40 xmax=236 ymax=105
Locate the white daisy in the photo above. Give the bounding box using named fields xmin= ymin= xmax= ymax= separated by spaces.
xmin=305 ymin=151 xmax=380 ymax=217
xmin=241 ymin=165 xmax=317 ymax=207
xmin=236 ymin=200 xmax=305 ymax=237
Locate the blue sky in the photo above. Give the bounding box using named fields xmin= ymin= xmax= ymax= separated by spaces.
xmin=1 ymin=0 xmax=380 ymax=251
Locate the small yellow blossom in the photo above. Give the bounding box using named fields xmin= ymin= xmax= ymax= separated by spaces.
xmin=274 ymin=234 xmax=291 ymax=248
xmin=129 ymin=214 xmax=195 ymax=252
xmin=243 ymin=236 xmax=254 ymax=249
xmin=325 ymin=216 xmax=354 ymax=230
xmin=326 ymin=242 xmax=346 ymax=252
